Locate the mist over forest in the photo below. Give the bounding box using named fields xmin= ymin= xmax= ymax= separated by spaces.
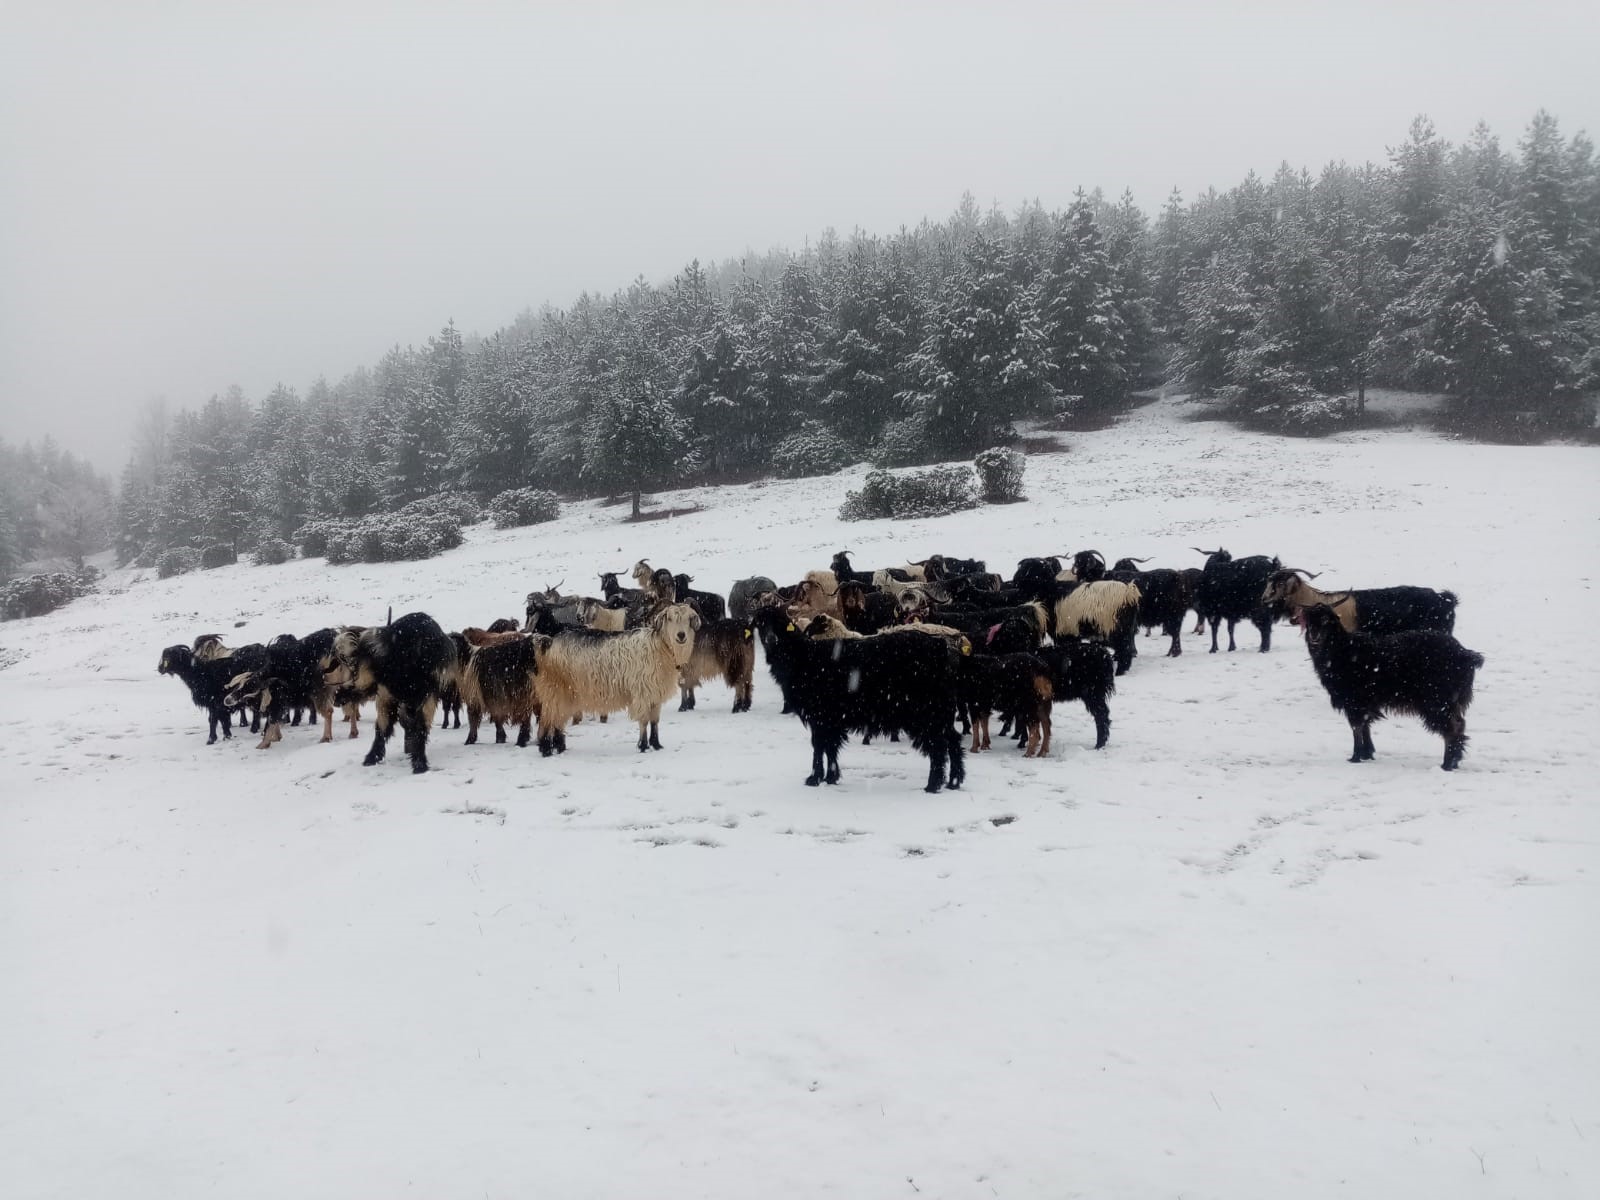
xmin=2 ymin=110 xmax=1596 ymax=580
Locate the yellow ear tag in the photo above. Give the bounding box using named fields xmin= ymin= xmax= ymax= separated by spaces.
xmin=785 ymin=622 xmax=795 ymax=632
xmin=744 ymin=627 xmax=752 ymax=639
xmin=961 ymin=640 xmax=971 ymax=655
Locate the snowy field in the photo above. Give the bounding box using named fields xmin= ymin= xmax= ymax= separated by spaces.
xmin=3 ymin=396 xmax=1597 ymax=1199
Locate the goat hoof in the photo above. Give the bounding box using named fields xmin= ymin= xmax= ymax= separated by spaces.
xmin=362 ymin=755 xmax=381 ymax=767
xmin=412 ymin=762 xmax=428 ymax=774
xmin=805 ymin=776 xmax=821 ymax=787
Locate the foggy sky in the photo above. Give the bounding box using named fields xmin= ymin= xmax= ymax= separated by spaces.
xmin=3 ymin=0 xmax=1596 ymax=474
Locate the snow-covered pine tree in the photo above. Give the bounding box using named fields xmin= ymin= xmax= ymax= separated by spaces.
xmin=1376 ymin=193 xmax=1585 ymax=426
xmin=0 ymin=492 xmax=21 ymax=579
xmin=582 ymin=346 xmax=695 ymax=518
xmin=900 ymin=232 xmax=1056 ymax=457
xmin=1037 ymin=195 xmax=1131 ymax=410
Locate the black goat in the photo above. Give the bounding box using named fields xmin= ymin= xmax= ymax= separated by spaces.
xmin=1193 ymin=547 xmax=1281 ymax=653
xmin=829 ymin=552 xmax=878 ymax=587
xmin=1261 ymin=569 xmax=1459 ymax=635
xmin=754 ymin=608 xmax=965 ymax=793
xmin=1297 ymin=603 xmax=1484 ymax=770
xmin=838 ymin=580 xmax=898 ymax=634
xmin=1034 ymin=640 xmax=1116 ymax=749
xmin=923 ymin=554 xmax=987 ymax=581
xmin=159 ymin=643 xmax=265 ymax=743
xmin=1070 ymin=550 xmax=1107 ymax=581
xmin=336 ymin=612 xmax=459 ymax=773
xmin=728 ymin=575 xmax=779 ymax=621
xmin=673 ymin=573 xmax=728 ymax=622
xmin=221 ymin=629 xmax=339 ymax=749
xmin=1108 ymin=561 xmax=1194 ymax=657
xmin=959 ymin=652 xmax=1054 ymax=756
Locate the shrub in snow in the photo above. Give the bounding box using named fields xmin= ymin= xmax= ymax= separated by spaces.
xmin=485 ymin=488 xmax=561 ymax=530
xmin=306 ymin=512 xmax=466 ymax=565
xmin=771 ymin=424 xmax=856 ymax=479
xmin=0 ymin=570 xmax=98 ymax=621
xmin=840 ymin=466 xmax=979 ymax=522
xmin=397 ymin=493 xmax=481 ymax=525
xmin=200 ymin=543 xmax=237 ymax=570
xmin=973 ymin=446 xmax=1026 ymax=503
xmin=295 ymin=520 xmax=338 ymax=558
xmin=156 ymin=548 xmax=200 ymax=579
xmin=252 ymin=538 xmax=293 ymax=566
xmin=873 ymin=414 xmax=935 ymax=467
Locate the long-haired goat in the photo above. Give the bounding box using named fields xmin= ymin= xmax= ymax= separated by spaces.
xmin=336 ymin=612 xmax=458 ymax=773
xmin=838 ymin=580 xmax=898 ymax=634
xmin=753 ymin=607 xmax=964 ymax=793
xmin=221 ymin=629 xmax=340 ymax=748
xmin=1262 ymin=569 xmax=1459 ymax=635
xmin=678 ymin=618 xmax=756 ymax=713
xmin=958 ymin=652 xmax=1054 ymax=757
xmin=1109 ymin=559 xmax=1195 ymax=657
xmin=1034 ymin=640 xmax=1116 ymax=749
xmin=191 ymin=634 xmax=266 ymax=729
xmin=1052 ymin=581 xmax=1142 ymax=675
xmin=673 ymin=573 xmax=728 ymax=622
xmin=1296 ymin=603 xmax=1484 ymax=770
xmin=533 ymin=603 xmax=701 ymax=755
xmin=728 ymin=576 xmax=779 ymax=621
xmin=459 ymin=627 xmax=551 ymax=748
xmin=1193 ymin=547 xmax=1280 ymax=653
xmin=159 ymin=643 xmax=264 ymax=743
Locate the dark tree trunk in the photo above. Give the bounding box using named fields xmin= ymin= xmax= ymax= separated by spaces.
xmin=631 ymin=489 xmax=641 ymax=519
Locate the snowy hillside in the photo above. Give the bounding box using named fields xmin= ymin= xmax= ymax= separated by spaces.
xmin=3 ymin=396 xmax=1596 ymax=1199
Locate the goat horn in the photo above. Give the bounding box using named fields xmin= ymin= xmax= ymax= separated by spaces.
xmin=1191 ymin=547 xmax=1219 ymax=557
xmin=1127 ymin=556 xmax=1150 ymax=564
xmin=1089 ymin=549 xmax=1105 ymax=563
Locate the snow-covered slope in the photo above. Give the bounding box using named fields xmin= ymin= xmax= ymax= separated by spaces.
xmin=4 ymin=397 xmax=1597 ymax=1199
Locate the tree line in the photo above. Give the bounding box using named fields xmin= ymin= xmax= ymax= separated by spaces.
xmin=4 ymin=110 xmax=1593 ymax=577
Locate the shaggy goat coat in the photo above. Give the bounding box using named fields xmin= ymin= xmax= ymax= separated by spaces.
xmin=459 ymin=628 xmax=550 ymax=747
xmin=1262 ymin=569 xmax=1459 ymax=636
xmin=678 ymin=618 xmax=756 ymax=713
xmin=339 ymin=612 xmax=458 ymax=773
xmin=1052 ymin=581 xmax=1142 ymax=675
xmin=534 ymin=603 xmax=701 ymax=754
xmin=1297 ymin=604 xmax=1484 ymax=770
xmin=755 ymin=607 xmax=965 ymax=794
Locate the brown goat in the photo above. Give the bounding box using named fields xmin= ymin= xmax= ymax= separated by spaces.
xmin=459 ymin=627 xmax=551 ymax=748
xmin=678 ymin=619 xmax=756 ymax=713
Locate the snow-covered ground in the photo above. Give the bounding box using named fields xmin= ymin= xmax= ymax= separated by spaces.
xmin=3 ymin=396 xmax=1597 ymax=1199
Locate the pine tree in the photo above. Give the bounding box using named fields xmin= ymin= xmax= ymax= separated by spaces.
xmin=1037 ymin=197 xmax=1131 ymax=409
xmin=1377 ymin=194 xmax=1585 ymax=425
xmin=0 ymin=492 xmax=21 ymax=580
xmin=901 ymin=233 xmax=1056 ymax=457
xmin=582 ymin=347 xmax=696 ymax=517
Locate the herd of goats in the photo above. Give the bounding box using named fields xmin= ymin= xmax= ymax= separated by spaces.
xmin=156 ymin=547 xmax=1485 ymax=792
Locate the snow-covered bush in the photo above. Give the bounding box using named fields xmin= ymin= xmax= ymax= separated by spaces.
xmin=397 ymin=493 xmax=481 ymax=525
xmin=294 ymin=519 xmax=337 ymax=558
xmin=252 ymin=538 xmax=293 ymax=566
xmin=0 ymin=570 xmax=99 ymax=621
xmin=840 ymin=466 xmax=979 ymax=522
xmin=873 ymin=415 xmax=935 ymax=467
xmin=199 ymin=543 xmax=237 ymax=570
xmin=305 ymin=512 xmax=466 ymax=565
xmin=771 ymin=424 xmax=856 ymax=478
xmin=485 ymin=488 xmax=561 ymax=529
xmin=156 ymin=548 xmax=200 ymax=579
xmin=973 ymin=446 xmax=1026 ymax=503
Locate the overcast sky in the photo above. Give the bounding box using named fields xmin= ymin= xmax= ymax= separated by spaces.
xmin=3 ymin=0 xmax=1596 ymax=472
